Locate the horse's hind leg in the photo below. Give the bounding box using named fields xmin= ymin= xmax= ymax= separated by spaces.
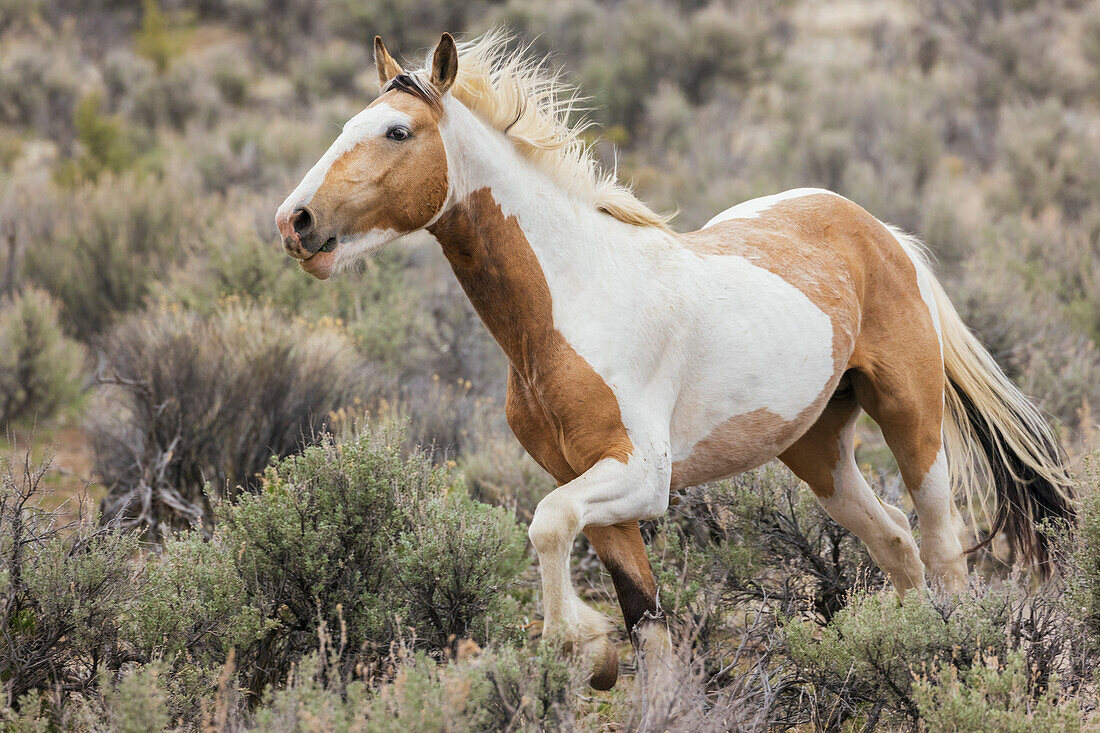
xmin=780 ymin=390 xmax=925 ymax=594
xmin=852 ymin=366 xmax=968 ymax=592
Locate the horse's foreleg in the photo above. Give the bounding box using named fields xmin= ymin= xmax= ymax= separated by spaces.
xmin=584 ymin=521 xmax=670 ymax=656
xmin=529 ymin=450 xmax=669 ymax=690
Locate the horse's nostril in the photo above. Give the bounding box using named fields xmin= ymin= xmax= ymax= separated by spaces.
xmin=291 ymin=206 xmax=315 ymax=238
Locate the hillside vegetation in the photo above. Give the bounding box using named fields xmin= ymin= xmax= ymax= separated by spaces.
xmin=2 ymin=0 xmax=1100 ymax=730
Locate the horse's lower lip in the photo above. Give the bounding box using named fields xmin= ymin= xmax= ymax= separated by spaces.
xmin=299 ymin=248 xmax=336 ymax=279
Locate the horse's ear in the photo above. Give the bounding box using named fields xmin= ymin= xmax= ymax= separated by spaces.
xmin=430 ymin=33 xmax=458 ymax=95
xmin=374 ymin=36 xmax=403 ymax=90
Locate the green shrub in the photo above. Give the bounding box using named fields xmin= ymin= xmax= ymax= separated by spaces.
xmin=392 ymin=489 xmax=528 ymax=650
xmin=103 ymin=664 xmax=171 ymax=733
xmin=912 ymin=650 xmax=1083 ymax=732
xmin=221 ymin=425 xmax=528 ymax=699
xmin=133 ymin=0 xmax=190 ymax=74
xmin=126 ymin=533 xmax=270 ymax=722
xmin=1067 ymin=459 xmax=1100 ymax=641
xmin=61 ymin=92 xmax=136 ymax=183
xmin=783 ymin=589 xmax=1011 ymax=729
xmin=0 ymin=287 xmax=83 ymax=427
xmin=92 ymin=299 xmax=379 ymax=538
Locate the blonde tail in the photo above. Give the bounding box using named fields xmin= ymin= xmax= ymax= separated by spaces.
xmin=894 ymin=231 xmax=1075 ymax=574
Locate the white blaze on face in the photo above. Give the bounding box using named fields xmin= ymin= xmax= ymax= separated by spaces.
xmin=275 ymin=102 xmax=412 ymax=225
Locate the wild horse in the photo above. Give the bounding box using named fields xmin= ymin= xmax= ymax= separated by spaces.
xmin=276 ymin=31 xmax=1074 ymax=689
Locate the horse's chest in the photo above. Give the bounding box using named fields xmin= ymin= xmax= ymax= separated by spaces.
xmin=504 ymin=356 xmax=632 ymax=485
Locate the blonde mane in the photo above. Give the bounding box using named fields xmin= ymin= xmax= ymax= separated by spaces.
xmin=416 ymin=30 xmax=673 ymax=230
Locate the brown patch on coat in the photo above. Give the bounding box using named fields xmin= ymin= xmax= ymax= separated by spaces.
xmin=672 ymin=407 xmax=818 ymax=490
xmin=671 ymin=193 xmax=944 ymax=495
xmin=428 ymin=187 xmax=633 ymax=475
xmin=310 ymin=90 xmax=449 ymax=241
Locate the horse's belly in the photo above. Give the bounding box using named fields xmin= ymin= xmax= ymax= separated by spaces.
xmin=670 ymin=405 xmax=824 ymax=489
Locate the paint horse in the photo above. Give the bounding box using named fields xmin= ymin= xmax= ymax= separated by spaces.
xmin=276 ymin=32 xmax=1075 ymax=689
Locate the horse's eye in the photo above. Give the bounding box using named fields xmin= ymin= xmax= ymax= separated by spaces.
xmin=386 ymin=126 xmax=410 ymax=141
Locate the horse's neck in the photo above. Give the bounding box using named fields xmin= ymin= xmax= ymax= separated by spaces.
xmin=428 ymin=101 xmax=670 ymax=369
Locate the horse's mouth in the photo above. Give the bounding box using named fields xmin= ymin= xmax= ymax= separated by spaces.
xmin=299 ymin=239 xmax=338 ymax=280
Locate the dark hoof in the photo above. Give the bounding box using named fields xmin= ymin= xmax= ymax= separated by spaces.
xmin=588 ymin=637 xmax=619 ymax=690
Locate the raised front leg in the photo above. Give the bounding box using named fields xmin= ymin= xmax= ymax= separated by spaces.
xmin=528 ymin=446 xmax=670 ymax=689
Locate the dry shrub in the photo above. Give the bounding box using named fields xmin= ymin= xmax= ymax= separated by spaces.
xmin=23 ymin=172 xmax=204 ymax=339
xmin=0 ymin=451 xmax=141 ymax=704
xmin=619 ymin=615 xmax=790 ymax=733
xmin=91 ymin=299 xmax=380 ymax=538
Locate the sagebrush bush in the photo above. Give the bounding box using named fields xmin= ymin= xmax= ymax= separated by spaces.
xmin=0 ymin=39 xmax=84 ymax=143
xmin=783 ymin=589 xmax=1012 ymax=729
xmin=0 ymin=287 xmax=83 ymax=427
xmin=912 ymin=650 xmax=1083 ymax=733
xmin=392 ymin=489 xmax=529 ymax=650
xmin=255 ymin=642 xmax=582 ymax=733
xmin=125 ymin=533 xmax=270 ymax=723
xmin=1 ymin=426 xmax=532 ymax=728
xmin=1066 ymin=459 xmax=1100 ymax=643
xmin=221 ymin=425 xmax=528 ymax=699
xmin=91 ymin=299 xmax=379 ymax=537
xmin=653 ymin=466 xmax=885 ymax=627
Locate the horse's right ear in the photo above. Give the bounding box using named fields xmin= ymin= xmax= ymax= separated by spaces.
xmin=374 ymin=36 xmax=403 ymax=91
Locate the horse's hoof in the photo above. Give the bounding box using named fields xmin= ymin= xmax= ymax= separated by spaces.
xmin=588 ymin=637 xmax=619 ymax=690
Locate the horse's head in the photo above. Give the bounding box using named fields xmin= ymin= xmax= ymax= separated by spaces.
xmin=276 ymin=33 xmax=458 ymax=279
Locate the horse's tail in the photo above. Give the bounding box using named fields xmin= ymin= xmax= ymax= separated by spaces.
xmin=894 ymin=231 xmax=1075 ymax=575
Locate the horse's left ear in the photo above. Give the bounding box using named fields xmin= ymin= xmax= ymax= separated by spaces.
xmin=375 ymin=36 xmax=403 ymax=90
xmin=430 ymin=33 xmax=458 ymax=95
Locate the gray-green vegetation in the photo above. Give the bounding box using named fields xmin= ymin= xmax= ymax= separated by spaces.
xmin=2 ymin=0 xmax=1100 ymax=729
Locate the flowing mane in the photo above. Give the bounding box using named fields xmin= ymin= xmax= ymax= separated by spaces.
xmin=416 ymin=30 xmax=673 ymax=230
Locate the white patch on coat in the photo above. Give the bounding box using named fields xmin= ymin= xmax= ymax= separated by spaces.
xmin=703 ymin=188 xmax=842 ymax=229
xmin=275 ymin=103 xmax=411 ymax=220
